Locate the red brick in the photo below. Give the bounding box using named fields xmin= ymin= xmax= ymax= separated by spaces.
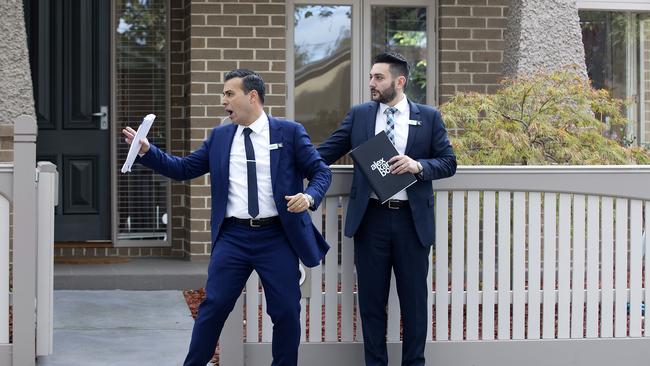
xmin=472 ymin=29 xmax=502 ymax=39
xmin=193 ymin=26 xmax=223 ymax=37
xmin=472 ymin=6 xmax=502 ymax=17
xmin=255 ymin=27 xmax=284 ymax=37
xmin=224 ymin=4 xmax=254 ymax=14
xmin=224 ymin=49 xmax=254 ymax=60
xmin=239 ymin=15 xmax=269 ymax=26
xmin=192 ymin=4 xmax=222 ymax=14
xmin=256 ymin=4 xmax=284 ymax=14
xmin=473 ymin=51 xmax=501 ymax=62
xmin=256 ymin=49 xmax=285 ymax=60
xmin=206 ymin=15 xmax=237 ymax=25
xmin=239 ymin=38 xmax=270 ymax=48
xmin=459 ymin=62 xmax=487 ymax=72
xmin=440 ymin=6 xmax=471 ymax=17
xmin=207 ymin=37 xmax=238 ymax=48
xmin=224 ymin=27 xmax=254 ymax=37
xmin=458 ymin=40 xmax=487 ymax=50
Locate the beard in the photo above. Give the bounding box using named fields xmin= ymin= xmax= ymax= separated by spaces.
xmin=371 ymin=81 xmax=397 ymax=104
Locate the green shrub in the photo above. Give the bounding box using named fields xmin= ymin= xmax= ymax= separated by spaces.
xmin=440 ymin=69 xmax=650 ymax=165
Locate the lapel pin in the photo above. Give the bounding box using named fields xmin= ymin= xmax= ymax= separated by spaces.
xmin=408 ymin=120 xmax=422 ymax=126
xmin=269 ymin=143 xmax=283 ymax=150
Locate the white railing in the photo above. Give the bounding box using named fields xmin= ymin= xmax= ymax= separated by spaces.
xmin=0 ymin=116 xmax=58 ymax=366
xmin=221 ymin=165 xmax=650 ymax=366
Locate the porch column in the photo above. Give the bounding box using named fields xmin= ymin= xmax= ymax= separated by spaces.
xmin=503 ymin=0 xmax=587 ymax=77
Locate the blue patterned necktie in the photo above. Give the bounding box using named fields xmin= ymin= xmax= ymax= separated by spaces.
xmin=384 ymin=107 xmax=398 ymax=145
xmin=243 ymin=127 xmax=259 ymax=218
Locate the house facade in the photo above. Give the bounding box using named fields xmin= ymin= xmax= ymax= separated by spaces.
xmin=2 ymin=0 xmax=649 ymax=260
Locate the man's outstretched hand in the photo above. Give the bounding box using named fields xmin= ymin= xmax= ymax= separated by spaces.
xmin=122 ymin=126 xmax=150 ymax=155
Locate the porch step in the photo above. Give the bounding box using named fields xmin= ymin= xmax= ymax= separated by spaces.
xmin=54 ymin=257 xmax=208 ymax=290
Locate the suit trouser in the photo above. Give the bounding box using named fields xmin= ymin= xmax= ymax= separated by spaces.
xmin=183 ymin=220 xmax=301 ymax=366
xmin=354 ymin=203 xmax=430 ymax=366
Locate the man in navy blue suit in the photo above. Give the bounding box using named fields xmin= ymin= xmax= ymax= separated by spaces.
xmin=122 ymin=69 xmax=331 ymax=366
xmin=318 ymin=52 xmax=456 ymax=366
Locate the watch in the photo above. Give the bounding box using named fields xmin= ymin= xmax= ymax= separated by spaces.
xmin=416 ymin=162 xmax=424 ymax=179
xmin=304 ymin=193 xmax=315 ymax=208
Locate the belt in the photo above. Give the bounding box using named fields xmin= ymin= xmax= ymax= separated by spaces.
xmin=369 ymin=198 xmax=409 ymax=210
xmin=225 ymin=216 xmax=280 ymax=228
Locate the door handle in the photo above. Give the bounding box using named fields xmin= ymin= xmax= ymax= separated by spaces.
xmin=92 ymin=106 xmax=109 ymax=130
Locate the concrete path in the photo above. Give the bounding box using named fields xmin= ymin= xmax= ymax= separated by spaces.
xmin=37 ymin=290 xmax=194 ymax=366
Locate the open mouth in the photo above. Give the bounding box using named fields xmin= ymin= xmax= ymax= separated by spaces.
xmin=225 ymin=109 xmax=233 ymax=117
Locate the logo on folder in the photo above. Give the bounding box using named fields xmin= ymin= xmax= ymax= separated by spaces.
xmin=371 ymin=158 xmax=390 ymax=177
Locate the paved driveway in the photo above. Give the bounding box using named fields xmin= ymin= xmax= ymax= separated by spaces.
xmin=37 ymin=290 xmax=193 ymax=366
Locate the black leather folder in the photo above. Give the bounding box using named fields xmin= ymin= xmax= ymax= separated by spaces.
xmin=349 ymin=131 xmax=417 ymax=204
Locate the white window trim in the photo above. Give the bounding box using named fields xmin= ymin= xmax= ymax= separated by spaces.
xmin=578 ymin=1 xmax=650 ymax=11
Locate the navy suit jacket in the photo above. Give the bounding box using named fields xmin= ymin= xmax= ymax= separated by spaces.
xmin=317 ymin=100 xmax=456 ymax=246
xmin=137 ymin=117 xmax=331 ymax=267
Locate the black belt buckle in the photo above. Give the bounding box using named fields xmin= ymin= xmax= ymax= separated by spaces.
xmin=387 ymin=200 xmax=401 ymax=210
xmin=249 ymin=218 xmax=262 ymax=228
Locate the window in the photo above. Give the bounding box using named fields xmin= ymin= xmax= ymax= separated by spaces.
xmin=287 ymin=0 xmax=436 ymax=145
xmin=580 ymin=10 xmax=650 ymax=145
xmin=114 ymin=0 xmax=170 ymax=245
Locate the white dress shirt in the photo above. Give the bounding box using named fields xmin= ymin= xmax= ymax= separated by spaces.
xmin=226 ymin=112 xmax=279 ymax=219
xmin=372 ymin=94 xmax=410 ymax=201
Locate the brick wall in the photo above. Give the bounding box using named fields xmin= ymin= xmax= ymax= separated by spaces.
xmin=47 ymin=0 xmax=510 ymax=260
xmin=438 ymin=0 xmax=508 ymax=104
xmin=180 ymin=0 xmax=287 ymax=258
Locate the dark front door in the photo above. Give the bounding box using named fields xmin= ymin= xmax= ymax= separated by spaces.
xmin=26 ymin=0 xmax=111 ymax=241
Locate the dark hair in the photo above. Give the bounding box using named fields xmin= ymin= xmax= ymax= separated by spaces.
xmin=224 ymin=69 xmax=266 ymax=104
xmin=372 ymin=52 xmax=410 ymax=88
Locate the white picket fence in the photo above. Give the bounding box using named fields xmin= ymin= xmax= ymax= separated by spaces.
xmin=0 ymin=116 xmax=57 ymax=366
xmin=220 ymin=165 xmax=650 ymax=366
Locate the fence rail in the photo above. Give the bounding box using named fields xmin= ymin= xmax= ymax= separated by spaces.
xmin=221 ymin=165 xmax=650 ymax=366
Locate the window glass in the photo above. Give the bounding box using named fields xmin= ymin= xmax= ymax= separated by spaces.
xmin=294 ymin=5 xmax=352 ymax=144
xmin=372 ymin=6 xmax=427 ymax=104
xmin=115 ymin=0 xmax=168 ymax=241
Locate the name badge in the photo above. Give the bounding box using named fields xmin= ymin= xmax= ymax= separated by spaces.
xmin=269 ymin=143 xmax=283 ymax=150
xmin=408 ymin=120 xmax=422 ymax=126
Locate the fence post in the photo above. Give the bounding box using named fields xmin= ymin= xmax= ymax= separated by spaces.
xmin=36 ymin=162 xmax=57 ymax=357
xmin=0 ymin=180 xmax=9 ymax=344
xmin=12 ymin=115 xmax=38 ymax=366
xmin=220 ymin=294 xmax=244 ymax=365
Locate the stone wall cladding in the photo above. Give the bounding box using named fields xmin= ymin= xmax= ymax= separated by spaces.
xmin=438 ymin=0 xmax=508 ymax=104
xmin=503 ymin=0 xmax=586 ymax=77
xmin=0 ymin=0 xmax=35 ymax=125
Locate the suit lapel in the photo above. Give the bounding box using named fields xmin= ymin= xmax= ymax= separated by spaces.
xmin=218 ymin=124 xmax=237 ymax=192
xmin=366 ymin=102 xmax=380 ymax=140
xmin=405 ymin=99 xmax=421 ymax=156
xmin=269 ymin=117 xmax=282 ymax=188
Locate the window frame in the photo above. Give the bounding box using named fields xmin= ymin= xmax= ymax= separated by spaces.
xmin=286 ymin=0 xmax=437 ymax=124
xmin=110 ymin=0 xmax=172 ymax=247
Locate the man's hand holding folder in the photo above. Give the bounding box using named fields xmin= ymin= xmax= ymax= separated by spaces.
xmin=349 ymin=131 xmax=418 ymax=204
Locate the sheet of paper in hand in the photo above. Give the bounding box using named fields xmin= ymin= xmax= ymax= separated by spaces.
xmin=349 ymin=131 xmax=417 ymax=203
xmin=121 ymin=114 xmax=156 ymax=173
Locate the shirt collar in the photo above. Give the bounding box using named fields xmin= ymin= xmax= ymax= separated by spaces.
xmin=379 ymin=94 xmax=408 ymax=116
xmin=238 ymin=111 xmax=269 ymax=136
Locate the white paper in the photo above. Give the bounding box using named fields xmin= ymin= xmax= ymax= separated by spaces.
xmin=121 ymin=114 xmax=156 ymax=173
